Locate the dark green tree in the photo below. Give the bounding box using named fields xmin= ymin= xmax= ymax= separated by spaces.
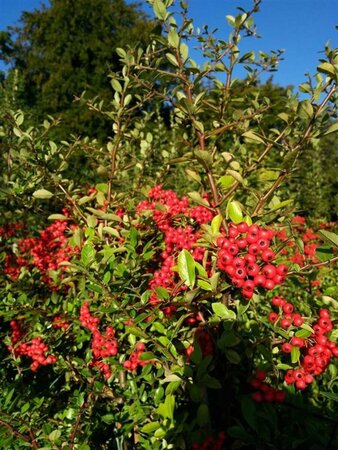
xmin=0 ymin=0 xmax=153 ymax=138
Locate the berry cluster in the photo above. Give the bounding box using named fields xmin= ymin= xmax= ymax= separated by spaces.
xmin=196 ymin=328 xmax=214 ymax=357
xmin=276 ymin=216 xmax=325 ymax=267
xmin=268 ymin=295 xmax=304 ymax=329
xmin=2 ymin=219 xmax=75 ymax=287
xmin=192 ymin=432 xmax=226 ymax=450
xmin=52 ymin=315 xmax=70 ymax=329
xmin=8 ymin=321 xmax=57 ymax=371
xmin=189 ymin=205 xmax=214 ymax=224
xmin=80 ymin=302 xmax=118 ymax=379
xmin=249 ymin=370 xmax=286 ymax=403
xmin=185 ymin=328 xmax=214 ymax=360
xmin=267 ymin=298 xmax=337 ymax=390
xmin=216 ymin=222 xmax=288 ymax=299
xmin=282 ymin=309 xmax=338 ymax=390
xmin=137 ymin=186 xmax=212 ymax=310
xmin=123 ymin=342 xmax=152 ymax=371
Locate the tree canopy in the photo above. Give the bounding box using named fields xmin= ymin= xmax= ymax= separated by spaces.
xmin=0 ymin=0 xmax=153 ymax=137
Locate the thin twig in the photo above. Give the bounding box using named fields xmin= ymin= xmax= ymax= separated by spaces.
xmin=252 ymin=170 xmax=287 ymax=216
xmin=0 ymin=418 xmax=38 ymax=449
xmin=58 ymin=184 xmax=87 ymax=222
xmin=287 ymin=255 xmax=338 ymax=275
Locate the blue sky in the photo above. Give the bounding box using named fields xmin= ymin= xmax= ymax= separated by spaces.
xmin=1 ymin=0 xmax=337 ymax=88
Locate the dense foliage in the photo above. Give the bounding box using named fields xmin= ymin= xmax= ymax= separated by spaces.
xmin=0 ymin=0 xmax=154 ymax=138
xmin=0 ymin=0 xmax=337 ymax=449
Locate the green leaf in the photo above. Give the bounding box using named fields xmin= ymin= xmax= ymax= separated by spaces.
xmin=277 ymin=363 xmax=293 ymax=370
xmin=126 ymin=326 xmax=148 ymax=339
xmin=298 ymin=100 xmax=314 ymax=119
xmin=197 ymin=404 xmax=210 ymax=426
xmin=241 ymin=397 xmax=257 ymax=431
xmin=101 ymin=414 xmax=115 ymax=424
xmin=218 ymin=330 xmax=240 ymax=348
xmin=157 ymin=395 xmax=175 ymax=420
xmin=228 ymin=200 xmax=243 ymax=223
xmin=48 ymin=214 xmax=70 ymax=220
xmin=166 ymin=53 xmax=179 ymax=67
xmin=195 ymin=261 xmax=208 ymax=278
xmin=168 ymin=28 xmax=179 ymax=48
xmin=226 ymin=169 xmax=243 ymax=184
xmin=319 ymin=391 xmax=338 ymax=401
xmin=202 ymin=375 xmax=222 ymax=389
xmin=269 ymin=199 xmax=293 ymax=212
xmin=138 ymin=352 xmax=156 ymax=361
xmin=78 ymin=445 xmax=91 ymax=450
xmin=227 ymin=426 xmax=254 ymax=443
xmin=212 ymin=302 xmax=236 ymax=320
xmin=110 ymin=78 xmax=122 ymax=93
xmin=155 ymin=286 xmax=169 ymax=300
xmin=316 ymin=246 xmax=334 ymax=262
xmin=177 ymin=249 xmax=196 ymax=288
xmin=226 ymin=14 xmax=236 ymax=27
xmin=317 ymin=62 xmax=336 ymax=77
xmin=323 ymin=121 xmax=338 ymax=136
xmin=300 ymin=323 xmax=315 ymax=333
xmin=141 ymin=422 xmax=161 ymax=433
xmin=291 ymin=346 xmax=300 ymax=364
xmin=103 ymin=226 xmax=120 ymax=237
xmin=318 ymin=229 xmax=338 ymax=248
xmin=185 ymin=169 xmax=201 ymax=183
xmin=81 ymin=242 xmax=96 ymax=266
xmin=219 ymin=175 xmax=236 ymax=189
xmin=226 ymin=349 xmax=241 ymax=364
xmin=49 ymin=430 xmax=61 ymax=442
xmin=180 ymin=42 xmax=189 ymax=62
xmin=33 ymin=189 xmax=53 ymax=199
xmin=153 ymin=0 xmax=167 ymax=20
xmin=197 ymin=279 xmax=212 ymax=291
xmin=295 ymin=329 xmax=312 ymax=338
xmin=242 ymin=130 xmax=265 ymax=144
xmin=211 ymin=214 xmax=223 ymax=234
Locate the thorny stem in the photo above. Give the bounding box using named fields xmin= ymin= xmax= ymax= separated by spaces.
xmin=287 ymin=256 xmax=338 ymax=276
xmin=58 ymin=183 xmax=87 ymax=222
xmin=252 ymin=169 xmax=288 ymax=216
xmin=220 ymin=0 xmax=262 ymax=118
xmin=175 ymin=47 xmax=227 ymax=230
xmin=294 ymin=82 xmax=337 ymax=151
xmin=217 ymin=126 xmax=289 ymax=207
xmin=0 ymin=418 xmax=39 ymax=450
xmin=69 ymin=392 xmax=93 ymax=450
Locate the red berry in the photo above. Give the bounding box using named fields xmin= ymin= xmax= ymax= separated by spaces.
xmin=261 ymin=249 xmax=275 ymax=262
xmin=291 ymin=337 xmax=304 ymax=348
xmin=319 ymin=309 xmax=330 ymax=319
xmin=264 ymin=279 xmax=275 ymax=290
xmin=253 ymin=274 xmax=266 ymax=286
xmin=237 ymin=222 xmax=248 ymax=233
xmin=292 ymin=314 xmax=303 ymax=327
xmin=280 ymin=318 xmax=291 ymax=329
xmin=251 ymin=391 xmax=263 ymax=402
xmin=255 ymin=369 xmax=266 ymax=381
xmin=268 ymin=312 xmax=278 ymax=323
xmin=272 ymin=296 xmax=285 ymax=307
xmin=274 ymin=390 xmax=286 ymax=403
xmin=276 ymin=264 xmax=288 ymax=276
xmin=282 ymin=303 xmax=294 ymax=314
xmin=295 ymin=380 xmax=307 ymax=390
xmin=281 ymin=343 xmax=292 ymax=353
xmin=262 ymin=264 xmax=277 ymax=279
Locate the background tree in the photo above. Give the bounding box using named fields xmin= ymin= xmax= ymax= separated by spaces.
xmin=0 ymin=0 xmax=154 ymax=138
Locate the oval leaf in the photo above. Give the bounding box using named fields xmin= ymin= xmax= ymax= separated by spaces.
xmin=178 ymin=249 xmax=196 ymax=288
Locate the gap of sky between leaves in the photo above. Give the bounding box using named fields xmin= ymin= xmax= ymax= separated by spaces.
xmin=0 ymin=0 xmax=337 ymax=90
